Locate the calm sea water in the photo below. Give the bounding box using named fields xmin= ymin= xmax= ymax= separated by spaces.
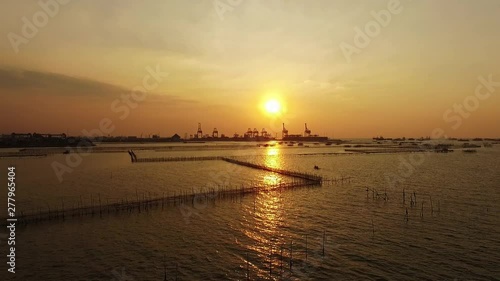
xmin=0 ymin=142 xmax=499 ymax=280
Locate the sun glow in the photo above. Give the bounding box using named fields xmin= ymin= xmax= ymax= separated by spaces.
xmin=264 ymin=99 xmax=281 ymax=114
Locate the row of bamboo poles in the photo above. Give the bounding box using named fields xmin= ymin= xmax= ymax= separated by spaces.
xmin=365 ymin=187 xmax=441 ymax=222
xmin=4 ymin=153 xmax=358 ymax=226
xmin=220 ymin=157 xmax=323 ymax=183
xmin=130 ymin=153 xmax=324 ymax=184
xmin=4 ymin=180 xmax=319 ymax=226
xmin=243 ymin=231 xmax=328 ymax=280
xmin=142 ymin=230 xmax=330 ymax=280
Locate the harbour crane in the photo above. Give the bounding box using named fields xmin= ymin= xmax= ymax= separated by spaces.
xmin=197 ymin=123 xmax=203 ymax=138
xmin=252 ymin=128 xmax=259 ymax=138
xmin=261 ymin=128 xmax=268 ymax=137
xmin=304 ymin=123 xmax=311 ymax=137
xmin=282 ymin=123 xmax=289 ymax=138
xmin=245 ymin=128 xmax=253 ymax=138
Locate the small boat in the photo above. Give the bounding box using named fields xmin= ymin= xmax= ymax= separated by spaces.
xmin=435 ymin=147 xmax=454 ymax=153
xmin=314 ymin=165 xmax=320 ymax=170
xmin=463 ymin=143 xmax=480 ymax=148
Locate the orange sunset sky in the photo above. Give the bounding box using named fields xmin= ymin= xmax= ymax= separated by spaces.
xmin=1 ymin=0 xmax=499 ymax=138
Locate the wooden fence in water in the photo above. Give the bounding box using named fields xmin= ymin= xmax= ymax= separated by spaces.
xmin=3 ymin=179 xmax=320 ymax=226
xmin=129 ymin=152 xmax=323 ymax=184
xmin=2 ymin=152 xmax=356 ymax=226
xmin=1 ymin=152 xmax=337 ymax=226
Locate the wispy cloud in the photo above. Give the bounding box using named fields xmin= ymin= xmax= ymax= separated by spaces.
xmin=0 ymin=67 xmax=196 ymax=104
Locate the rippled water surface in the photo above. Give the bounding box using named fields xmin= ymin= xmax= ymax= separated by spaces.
xmin=0 ymin=142 xmax=499 ymax=280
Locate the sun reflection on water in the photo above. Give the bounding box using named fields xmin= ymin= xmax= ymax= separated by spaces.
xmin=239 ymin=144 xmax=290 ymax=276
xmin=263 ymin=174 xmax=280 ymax=186
xmin=265 ymin=147 xmax=280 ymax=169
xmin=263 ymin=146 xmax=283 ymax=187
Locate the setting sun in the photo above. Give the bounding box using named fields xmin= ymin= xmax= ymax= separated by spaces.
xmin=264 ymin=100 xmax=281 ymax=114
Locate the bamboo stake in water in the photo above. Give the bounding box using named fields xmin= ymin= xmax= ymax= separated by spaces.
xmin=61 ymin=198 xmax=65 ymax=221
xmin=430 ymin=195 xmax=433 ymax=215
xmin=322 ymin=230 xmax=326 ymax=256
xmin=305 ymin=234 xmax=308 ymax=261
xmin=136 ymin=189 xmax=140 ymax=213
xmin=80 ymin=195 xmax=83 ymax=216
xmin=163 ymin=254 xmax=167 ymax=281
xmin=280 ymin=245 xmax=283 ymax=276
xmin=98 ymin=193 xmax=102 ymax=218
xmin=90 ymin=194 xmax=94 ymax=216
xmin=420 ymin=202 xmax=424 ymax=218
xmin=269 ymin=246 xmax=272 ymax=277
xmin=246 ymin=250 xmax=249 ymax=281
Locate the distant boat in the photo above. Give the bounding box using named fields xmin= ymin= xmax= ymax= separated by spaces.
xmin=463 ymin=143 xmax=481 ymax=148
xmin=314 ymin=165 xmax=320 ymax=170
xmin=435 ymin=147 xmax=453 ymax=153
